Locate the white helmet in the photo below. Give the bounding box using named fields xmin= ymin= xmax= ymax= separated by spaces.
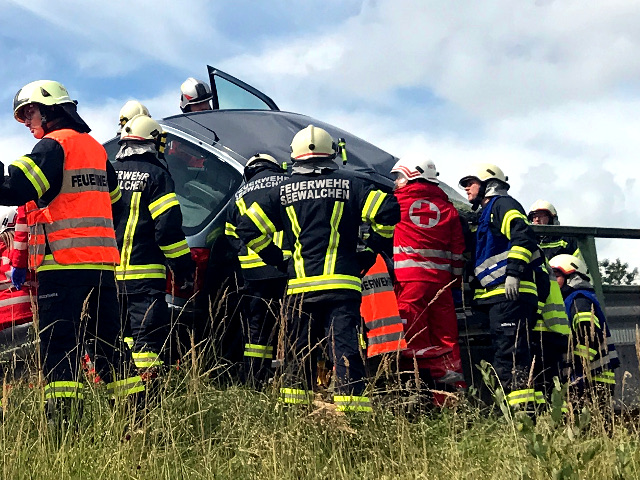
xmin=0 ymin=207 xmax=18 ymax=234
xmin=119 ymin=114 xmax=166 ymax=157
xmin=119 ymin=100 xmax=150 ymax=130
xmin=391 ymin=154 xmax=439 ymax=184
xmin=549 ymin=254 xmax=589 ymax=278
xmin=246 ymin=153 xmax=279 ymax=168
xmin=180 ymin=77 xmax=213 ymax=112
xmin=528 ymin=200 xmax=559 ymax=224
xmin=458 ymin=163 xmax=508 ymax=188
xmin=290 ymin=125 xmax=336 ymax=162
xmin=13 ymin=80 xmax=74 ymax=123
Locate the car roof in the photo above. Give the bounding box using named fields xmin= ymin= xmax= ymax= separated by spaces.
xmin=162 ymin=109 xmax=396 ymax=189
xmin=161 ymin=108 xmax=469 ymax=207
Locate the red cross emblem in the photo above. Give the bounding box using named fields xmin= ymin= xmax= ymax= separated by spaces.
xmin=409 ymin=200 xmax=440 ymax=228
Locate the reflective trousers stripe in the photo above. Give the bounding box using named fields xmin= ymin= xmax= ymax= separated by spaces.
xmin=334 ymin=395 xmax=372 ymax=412
xmin=107 ymin=376 xmax=145 ymax=398
xmin=244 ymin=343 xmax=273 ymax=359
xmin=279 ymin=388 xmax=312 ymax=405
xmin=45 ymin=381 xmax=84 ymax=399
xmin=132 ymin=351 xmax=164 ymax=368
xmin=506 ymin=389 xmax=545 ymax=406
xmin=287 ymin=274 xmax=361 ymax=294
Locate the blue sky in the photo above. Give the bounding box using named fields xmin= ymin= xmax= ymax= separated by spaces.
xmin=2 ymin=0 xmax=640 ymax=266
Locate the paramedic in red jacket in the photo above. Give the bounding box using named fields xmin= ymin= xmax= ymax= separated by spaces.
xmin=391 ymin=155 xmax=466 ymax=404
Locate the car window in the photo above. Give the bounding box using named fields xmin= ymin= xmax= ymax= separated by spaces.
xmin=104 ymin=134 xmax=242 ymax=237
xmin=214 ymin=75 xmax=275 ymax=110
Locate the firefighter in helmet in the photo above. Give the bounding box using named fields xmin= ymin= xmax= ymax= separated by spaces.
xmin=236 ymin=125 xmax=400 ymax=411
xmin=3 ymin=80 xmax=143 ymax=428
xmin=225 ymin=153 xmax=290 ymax=387
xmin=528 ymin=200 xmax=581 ymax=260
xmin=179 ymin=78 xmax=213 ymax=113
xmin=459 ymin=163 xmax=545 ymax=412
xmin=118 ymin=100 xmax=150 ymax=133
xmin=549 ymin=254 xmax=619 ymax=413
xmin=114 ymin=114 xmax=194 ymax=382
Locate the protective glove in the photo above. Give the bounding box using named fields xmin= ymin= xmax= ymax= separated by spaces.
xmin=9 ymin=267 xmax=26 ymax=290
xmin=451 ymin=288 xmax=463 ymax=307
xmin=504 ymin=275 xmax=520 ymax=301
xmin=356 ymin=248 xmax=377 ymax=277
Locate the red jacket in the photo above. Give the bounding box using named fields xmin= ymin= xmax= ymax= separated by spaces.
xmin=393 ymin=181 xmax=465 ymax=285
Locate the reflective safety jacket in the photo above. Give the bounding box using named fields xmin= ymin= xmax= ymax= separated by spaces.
xmin=393 ymin=181 xmax=465 ymax=285
xmin=0 ymin=236 xmax=33 ymax=330
xmin=564 ymin=289 xmax=619 ymax=386
xmin=533 ymin=262 xmax=571 ymax=335
xmin=225 ymin=164 xmax=290 ymax=281
xmin=473 ymin=195 xmax=542 ymax=304
xmin=539 ymin=234 xmax=581 ymax=260
xmin=236 ymin=169 xmax=400 ymax=296
xmin=360 ymin=255 xmax=407 ymax=357
xmin=113 ymin=152 xmax=192 ymax=292
xmin=24 ymin=129 xmax=120 ymax=272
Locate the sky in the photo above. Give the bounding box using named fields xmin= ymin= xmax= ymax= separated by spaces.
xmin=1 ymin=0 xmax=639 ymax=267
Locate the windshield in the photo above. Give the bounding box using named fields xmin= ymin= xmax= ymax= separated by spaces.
xmin=105 ymin=134 xmax=242 ymax=237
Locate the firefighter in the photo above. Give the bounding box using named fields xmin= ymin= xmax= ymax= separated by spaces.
xmin=549 ymin=254 xmax=619 ymax=411
xmin=225 ymin=153 xmax=290 ymax=388
xmin=114 ymin=114 xmax=194 ymax=379
xmin=236 ymin=125 xmax=400 ymax=412
xmin=391 ymin=155 xmax=466 ymax=406
xmin=179 ymin=78 xmax=213 ymax=113
xmin=3 ymin=80 xmax=143 ymax=426
xmin=118 ymin=100 xmax=150 ymax=132
xmin=459 ymin=163 xmax=544 ymax=411
xmin=528 ymin=200 xmax=581 ymax=260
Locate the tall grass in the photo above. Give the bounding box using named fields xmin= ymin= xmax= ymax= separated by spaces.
xmin=0 ymin=357 xmax=638 ymax=480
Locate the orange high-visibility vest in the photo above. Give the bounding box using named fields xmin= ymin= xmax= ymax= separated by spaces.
xmin=26 ymin=129 xmax=120 ymax=268
xmin=360 ymin=255 xmax=407 ymax=357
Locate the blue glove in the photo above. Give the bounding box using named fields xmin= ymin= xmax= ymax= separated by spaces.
xmin=10 ymin=267 xmax=26 ymax=290
xmin=452 ymin=288 xmax=463 ymax=307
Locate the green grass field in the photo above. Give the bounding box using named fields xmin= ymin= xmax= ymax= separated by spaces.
xmin=1 ymin=360 xmax=638 ymax=480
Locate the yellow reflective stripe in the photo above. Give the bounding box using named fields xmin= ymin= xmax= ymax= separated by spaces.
xmin=124 ymin=336 xmax=134 ymax=349
xmin=286 ymin=206 xmax=305 ymax=278
xmin=149 ymin=192 xmax=180 ymax=220
xmin=473 ymin=281 xmax=537 ymax=300
xmin=573 ymin=311 xmax=600 ymax=330
xmin=361 ymin=190 xmax=386 ymax=222
xmin=132 ymin=351 xmax=164 ymax=368
xmin=120 ymin=191 xmax=141 ymax=271
xmin=159 ymin=239 xmax=190 ymax=259
xmin=44 ymin=381 xmax=84 ymax=399
xmin=371 ymin=223 xmax=394 ymax=238
xmin=540 ymin=240 xmax=568 ymax=249
xmin=593 ymin=371 xmax=616 ymax=384
xmin=116 ymin=263 xmax=166 ymax=280
xmin=323 ymin=201 xmax=343 ymax=276
xmin=334 ymin=395 xmax=373 ymax=412
xmin=37 ymin=254 xmax=115 ymax=272
xmin=110 ymin=185 xmax=122 ymax=204
xmin=507 ymin=245 xmax=532 ymax=263
xmin=273 ymin=231 xmax=284 ymax=248
xmin=224 ymin=222 xmax=239 ymax=238
xmin=287 ymin=274 xmax=361 ymax=295
xmin=107 ymin=376 xmax=145 ymax=398
xmin=239 ymin=253 xmax=268 ymax=269
xmin=500 ymin=209 xmax=528 ymax=240
xmin=236 ymin=197 xmax=248 ymax=215
xmin=506 ymin=388 xmax=536 ymax=406
xmin=246 ymin=202 xmax=277 ymax=235
xmin=279 ymin=388 xmax=312 ymax=404
xmin=12 ymin=156 xmax=50 ymax=198
xmin=246 ymin=234 xmax=272 ymax=253
xmin=244 ymin=343 xmax=273 ymax=359
xmin=575 ymin=344 xmax=597 ymax=361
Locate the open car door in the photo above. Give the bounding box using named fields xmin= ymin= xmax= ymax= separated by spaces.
xmin=208 ymin=65 xmax=279 ymax=111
